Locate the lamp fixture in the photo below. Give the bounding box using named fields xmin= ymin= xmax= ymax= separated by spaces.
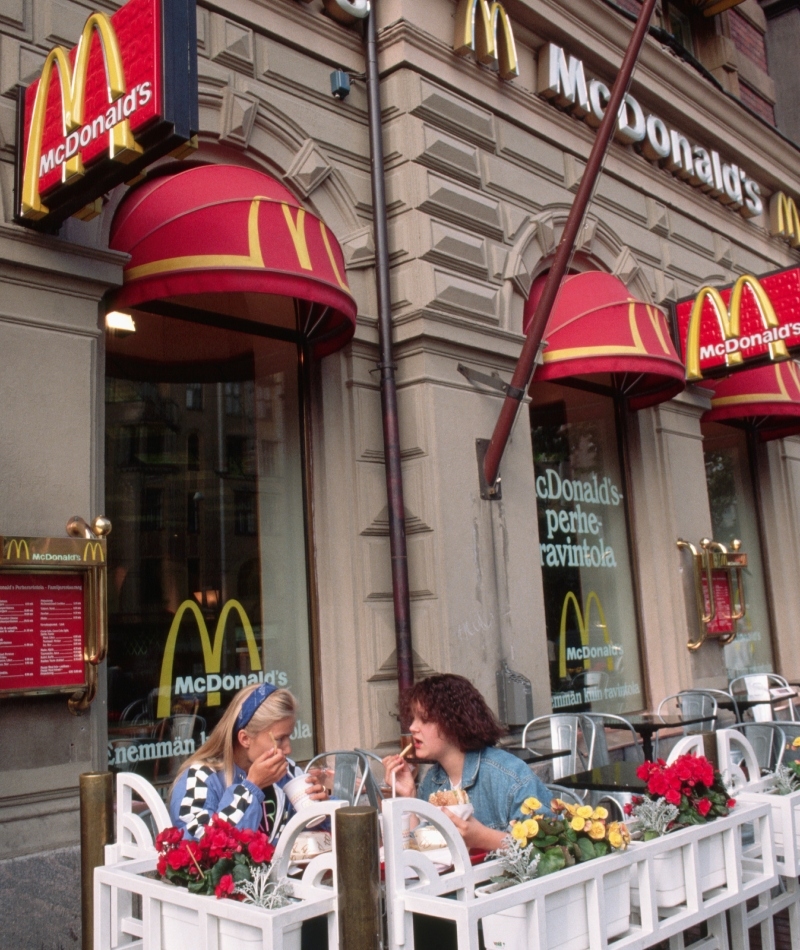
xmin=105 ymin=310 xmax=136 ymax=335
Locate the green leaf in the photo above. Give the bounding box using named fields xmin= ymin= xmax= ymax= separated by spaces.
xmin=538 ymin=849 xmax=566 ymax=876
xmin=643 ymin=830 xmax=660 ymax=841
xmin=232 ymin=864 xmax=252 ymax=883
xmin=576 ymin=837 xmax=596 ymax=862
xmin=593 ymin=841 xmax=610 ymax=857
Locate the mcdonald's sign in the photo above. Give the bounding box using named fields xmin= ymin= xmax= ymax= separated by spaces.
xmin=675 ymin=267 xmax=800 ymax=381
xmin=82 ymin=542 xmax=104 ymax=562
xmin=14 ymin=0 xmax=197 ymax=231
xmin=770 ymin=192 xmax=800 ymax=249
xmin=453 ymin=0 xmax=519 ymax=80
xmin=156 ymin=599 xmax=262 ymax=718
xmin=4 ymin=539 xmax=30 ymax=561
xmin=557 ymin=590 xmax=623 ymax=680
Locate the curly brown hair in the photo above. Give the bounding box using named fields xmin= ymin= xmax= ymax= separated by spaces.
xmin=400 ymin=674 xmax=504 ymax=751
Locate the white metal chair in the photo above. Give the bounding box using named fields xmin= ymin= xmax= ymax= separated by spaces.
xmin=304 ymin=751 xmax=369 ymax=806
xmin=654 ymin=690 xmax=718 ymax=759
xmin=729 ymin=673 xmax=798 ymax=722
xmin=580 ymin=713 xmax=643 ymax=815
xmin=521 ymin=714 xmax=588 ymax=782
xmin=726 ymin=722 xmax=787 ymax=774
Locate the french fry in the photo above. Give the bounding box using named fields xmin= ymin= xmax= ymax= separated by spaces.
xmin=400 ymin=742 xmax=413 ymax=758
xmin=269 ymin=731 xmax=277 ymax=750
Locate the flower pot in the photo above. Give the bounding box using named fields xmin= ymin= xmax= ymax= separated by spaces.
xmin=161 ymin=896 xmax=302 ymax=950
xmin=481 ymin=866 xmax=630 ymax=950
xmin=630 ymin=831 xmax=726 ymax=909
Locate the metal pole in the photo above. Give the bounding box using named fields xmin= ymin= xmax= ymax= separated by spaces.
xmin=335 ymin=806 xmax=382 ymax=950
xmin=482 ymin=0 xmax=659 ymax=492
xmin=364 ymin=3 xmax=415 ymax=717
xmin=80 ymin=771 xmax=114 ymax=950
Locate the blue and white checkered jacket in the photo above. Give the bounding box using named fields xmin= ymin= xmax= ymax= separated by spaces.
xmin=169 ymin=758 xmax=303 ymax=843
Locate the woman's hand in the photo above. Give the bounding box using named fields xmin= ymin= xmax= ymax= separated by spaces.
xmin=304 ymin=768 xmax=330 ymax=802
xmin=442 ymin=809 xmax=507 ymax=852
xmin=381 ymin=754 xmax=416 ymax=798
xmin=247 ymin=747 xmax=288 ymax=788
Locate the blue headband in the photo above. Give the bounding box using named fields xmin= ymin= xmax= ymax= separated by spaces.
xmin=235 ymin=683 xmax=278 ymax=731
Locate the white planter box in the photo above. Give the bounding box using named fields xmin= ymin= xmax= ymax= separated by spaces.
xmin=737 ymin=779 xmax=800 ymax=877
xmin=161 ymin=900 xmax=302 ymax=950
xmin=631 ymin=830 xmax=726 ymax=909
xmin=482 ymin=866 xmax=630 ymax=950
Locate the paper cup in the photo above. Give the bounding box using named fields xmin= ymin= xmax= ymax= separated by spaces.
xmin=379 ymin=804 xmax=413 ymax=848
xmin=284 ymin=774 xmax=326 ymax=828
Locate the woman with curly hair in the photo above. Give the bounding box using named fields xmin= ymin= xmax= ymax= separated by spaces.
xmin=383 ymin=673 xmax=551 ymax=850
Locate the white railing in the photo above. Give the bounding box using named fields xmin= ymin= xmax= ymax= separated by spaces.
xmin=95 ymin=772 xmax=341 ymax=950
xmin=382 ymin=798 xmax=776 ymax=950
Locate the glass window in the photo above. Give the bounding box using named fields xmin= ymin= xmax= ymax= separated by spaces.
xmin=530 ymin=382 xmax=645 ymax=714
xmin=702 ymin=422 xmax=774 ymax=677
xmin=105 ymin=311 xmax=315 ymax=790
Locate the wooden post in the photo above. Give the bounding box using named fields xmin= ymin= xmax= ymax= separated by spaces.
xmin=80 ymin=771 xmax=114 ymax=950
xmin=336 ymin=806 xmax=382 ymax=950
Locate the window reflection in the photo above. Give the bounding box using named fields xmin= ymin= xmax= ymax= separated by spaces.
xmin=105 ymin=313 xmax=314 ymax=790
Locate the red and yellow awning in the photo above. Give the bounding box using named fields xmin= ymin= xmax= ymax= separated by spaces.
xmin=108 ymin=163 xmax=357 ymax=357
xmin=703 ymin=361 xmax=800 ymax=441
xmin=524 ymin=272 xmax=685 ymax=409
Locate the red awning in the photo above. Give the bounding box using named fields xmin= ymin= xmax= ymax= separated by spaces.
xmin=108 ymin=163 xmax=357 ymax=357
xmin=703 ymin=361 xmax=800 ymax=441
xmin=523 ymin=272 xmax=686 ymax=409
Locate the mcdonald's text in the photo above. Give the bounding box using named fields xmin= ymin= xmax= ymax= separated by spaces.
xmin=539 ymin=43 xmax=763 ymax=221
xmin=173 ymin=668 xmax=288 ymax=698
xmin=676 ymin=265 xmax=800 ymax=380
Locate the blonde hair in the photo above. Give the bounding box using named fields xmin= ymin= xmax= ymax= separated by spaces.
xmin=175 ymin=685 xmax=298 ymax=787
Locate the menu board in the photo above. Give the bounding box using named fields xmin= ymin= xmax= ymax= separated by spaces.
xmin=0 ymin=573 xmax=86 ymax=692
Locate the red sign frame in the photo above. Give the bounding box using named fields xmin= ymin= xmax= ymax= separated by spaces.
xmin=675 ymin=266 xmax=800 ymax=381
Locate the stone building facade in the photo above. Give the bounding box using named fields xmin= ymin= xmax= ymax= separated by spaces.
xmin=1 ymin=0 xmax=800 ymax=945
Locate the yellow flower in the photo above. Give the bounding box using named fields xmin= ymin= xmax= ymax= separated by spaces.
xmin=576 ymin=805 xmax=594 ymax=819
xmin=608 ymin=822 xmax=631 ymax=849
xmin=570 ymin=816 xmax=586 ymax=831
xmin=521 ymin=797 xmax=541 ymax=816
xmin=511 ymin=822 xmax=529 ymax=842
xmin=588 ymin=821 xmax=606 ymax=840
xmin=592 ymin=807 xmax=608 ymax=820
xmin=523 ymin=818 xmax=539 ymax=837
xmin=792 ymin=737 xmax=800 ymax=749
xmin=551 ymin=799 xmax=567 ymax=813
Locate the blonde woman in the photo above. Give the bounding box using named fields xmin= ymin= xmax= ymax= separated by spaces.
xmin=169 ymin=683 xmax=326 ymax=842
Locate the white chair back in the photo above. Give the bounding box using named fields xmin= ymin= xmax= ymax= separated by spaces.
xmin=716 ymin=727 xmax=762 ymax=790
xmin=108 ymin=771 xmax=172 ymax=863
xmin=665 ymin=734 xmax=705 ymax=763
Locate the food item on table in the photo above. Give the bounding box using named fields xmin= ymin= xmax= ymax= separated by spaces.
xmin=410 ymin=824 xmax=448 ymax=851
xmin=290 ymin=830 xmax=332 ymax=862
xmin=428 ymin=788 xmax=469 ymax=807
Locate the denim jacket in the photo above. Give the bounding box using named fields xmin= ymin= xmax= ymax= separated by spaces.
xmin=417 ymin=746 xmax=552 ymax=831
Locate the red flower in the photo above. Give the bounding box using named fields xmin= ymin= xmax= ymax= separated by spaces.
xmin=665 ymin=788 xmax=681 ymax=806
xmin=215 ymin=874 xmax=235 ymax=899
xmin=696 ymin=798 xmax=712 ymax=817
xmin=156 ymin=827 xmax=183 ymax=849
xmin=248 ymin=837 xmax=274 ymax=865
xmin=727 ymin=799 xmax=737 ymax=809
xmin=166 ymin=847 xmax=191 ymax=870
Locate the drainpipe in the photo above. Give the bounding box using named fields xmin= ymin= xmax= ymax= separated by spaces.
xmin=363 ymin=3 xmax=415 ymax=719
xmin=482 ymin=0 xmax=659 ymax=493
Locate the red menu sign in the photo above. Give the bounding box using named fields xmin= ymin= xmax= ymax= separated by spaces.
xmin=0 ymin=574 xmax=86 ymax=692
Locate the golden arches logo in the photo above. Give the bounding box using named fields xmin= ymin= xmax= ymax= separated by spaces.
xmin=558 ymin=590 xmax=615 ymax=680
xmin=684 ymin=274 xmax=790 ymax=381
xmin=157 ymin=599 xmax=262 ymax=718
xmin=21 ymin=11 xmax=142 ymax=220
xmin=5 ymin=539 xmax=30 ymax=560
xmin=454 ymin=0 xmax=519 ymax=80
xmin=770 ymin=192 xmax=800 ymax=249
xmin=82 ymin=541 xmax=104 ymax=562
